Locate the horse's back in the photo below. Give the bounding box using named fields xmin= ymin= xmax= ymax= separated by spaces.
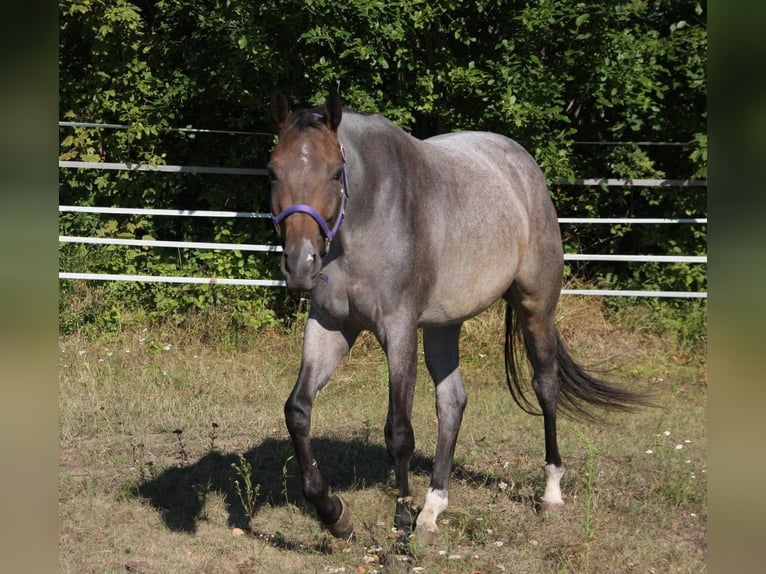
xmin=332 ymin=115 xmax=563 ymax=326
xmin=414 ymin=130 xmax=563 ymax=324
xmin=425 ymin=130 xmax=557 ymax=225
xmin=426 ymin=129 xmax=561 ymax=245
xmin=426 ymin=130 xmax=545 ymax=192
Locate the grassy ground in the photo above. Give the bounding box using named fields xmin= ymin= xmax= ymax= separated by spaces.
xmin=59 ymin=297 xmax=706 ymax=573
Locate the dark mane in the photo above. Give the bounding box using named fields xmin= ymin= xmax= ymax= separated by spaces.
xmin=288 ymin=107 xmax=379 ymax=132
xmin=286 ymin=108 xmax=326 ymax=131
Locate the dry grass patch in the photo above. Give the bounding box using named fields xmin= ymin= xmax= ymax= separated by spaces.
xmin=60 ymin=295 xmax=705 ymax=573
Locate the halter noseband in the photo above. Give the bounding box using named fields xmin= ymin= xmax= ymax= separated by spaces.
xmin=272 ymin=114 xmax=350 ymax=254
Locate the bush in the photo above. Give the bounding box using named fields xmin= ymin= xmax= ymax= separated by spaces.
xmin=59 ymin=0 xmax=706 ymax=335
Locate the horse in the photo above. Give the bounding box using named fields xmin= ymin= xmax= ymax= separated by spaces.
xmin=267 ymin=90 xmax=647 ymax=543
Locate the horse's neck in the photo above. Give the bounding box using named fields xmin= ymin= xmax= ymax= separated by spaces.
xmin=340 ymin=114 xmax=426 ymax=193
xmin=335 ymin=114 xmax=433 ymax=266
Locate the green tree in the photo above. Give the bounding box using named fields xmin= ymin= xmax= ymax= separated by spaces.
xmin=59 ymin=0 xmax=707 ymax=334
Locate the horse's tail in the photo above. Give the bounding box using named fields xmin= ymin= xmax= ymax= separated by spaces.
xmin=503 ymin=304 xmax=651 ymax=421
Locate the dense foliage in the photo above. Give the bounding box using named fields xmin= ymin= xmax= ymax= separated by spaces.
xmin=59 ymin=0 xmax=707 ymax=335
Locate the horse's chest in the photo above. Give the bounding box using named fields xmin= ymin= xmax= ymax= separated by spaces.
xmin=311 ymin=267 xmax=387 ymax=327
xmin=310 ymin=275 xmax=351 ymax=320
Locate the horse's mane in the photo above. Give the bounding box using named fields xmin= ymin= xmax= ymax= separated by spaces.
xmin=289 ymin=107 xmax=383 ymax=132
xmin=287 ymin=108 xmax=326 ymax=131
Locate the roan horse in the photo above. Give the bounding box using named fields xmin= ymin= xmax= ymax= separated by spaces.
xmin=268 ymin=91 xmax=646 ymax=543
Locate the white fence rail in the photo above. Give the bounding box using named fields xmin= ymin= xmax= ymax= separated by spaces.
xmin=58 ymin=129 xmax=707 ymax=298
xmin=58 ymin=217 xmax=707 ymax=262
xmin=59 ymin=160 xmax=268 ymax=177
xmin=58 ymin=200 xmax=707 ymax=297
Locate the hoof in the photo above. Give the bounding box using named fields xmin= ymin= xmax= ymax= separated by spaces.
xmin=540 ymin=500 xmax=565 ymax=515
xmin=325 ymin=496 xmax=354 ymax=540
xmin=412 ymin=522 xmax=439 ymax=546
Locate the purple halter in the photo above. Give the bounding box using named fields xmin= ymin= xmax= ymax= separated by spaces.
xmin=272 ymin=129 xmax=350 ymax=253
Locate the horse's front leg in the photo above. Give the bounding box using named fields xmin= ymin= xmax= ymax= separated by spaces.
xmin=284 ymin=313 xmax=359 ymax=538
xmin=380 ymin=322 xmax=419 ymax=534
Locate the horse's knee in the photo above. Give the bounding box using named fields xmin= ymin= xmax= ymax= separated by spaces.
xmin=284 ymin=394 xmax=310 ymax=436
xmin=385 ymin=410 xmax=414 ymax=447
xmin=384 ymin=418 xmax=415 ymax=460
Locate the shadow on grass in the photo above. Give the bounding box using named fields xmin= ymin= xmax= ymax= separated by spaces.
xmin=133 ymin=435 xmax=539 ymax=551
xmin=133 ymin=436 xmax=431 ymax=534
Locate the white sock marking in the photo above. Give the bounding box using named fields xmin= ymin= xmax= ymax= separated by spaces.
xmin=542 ymin=463 xmax=565 ymax=505
xmin=417 ymin=488 xmax=449 ymax=530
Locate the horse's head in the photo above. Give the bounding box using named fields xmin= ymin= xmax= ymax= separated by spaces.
xmin=268 ymin=91 xmax=347 ymax=290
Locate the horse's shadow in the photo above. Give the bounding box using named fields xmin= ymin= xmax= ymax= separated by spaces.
xmin=134 ymin=435 xmax=538 ymax=540
xmin=134 ymin=436 xmax=424 ymax=535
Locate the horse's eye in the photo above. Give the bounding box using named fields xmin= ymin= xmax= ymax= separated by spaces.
xmin=267 ymin=167 xmax=278 ymax=183
xmin=333 ymin=169 xmax=343 ymax=182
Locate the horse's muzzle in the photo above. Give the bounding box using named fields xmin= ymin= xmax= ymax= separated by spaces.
xmin=281 ymin=238 xmax=322 ymax=290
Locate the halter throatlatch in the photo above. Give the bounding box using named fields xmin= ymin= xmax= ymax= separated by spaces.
xmin=272 ymin=130 xmax=350 ymax=254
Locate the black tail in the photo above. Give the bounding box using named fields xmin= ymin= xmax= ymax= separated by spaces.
xmin=504 ymin=304 xmax=651 ymax=421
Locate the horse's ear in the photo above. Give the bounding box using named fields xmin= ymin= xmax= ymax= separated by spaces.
xmin=324 ymin=92 xmax=342 ymax=133
xmin=271 ymin=90 xmax=290 ymax=132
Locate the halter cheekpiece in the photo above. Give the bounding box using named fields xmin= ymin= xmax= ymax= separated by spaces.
xmin=272 ymin=112 xmax=350 ymax=254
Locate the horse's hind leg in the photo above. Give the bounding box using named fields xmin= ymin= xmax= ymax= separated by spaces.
xmin=414 ymin=324 xmax=467 ymax=543
xmin=507 ymin=287 xmax=566 ymax=510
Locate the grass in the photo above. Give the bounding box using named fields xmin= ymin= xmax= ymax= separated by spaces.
xmin=59 ymin=296 xmax=706 ymax=573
